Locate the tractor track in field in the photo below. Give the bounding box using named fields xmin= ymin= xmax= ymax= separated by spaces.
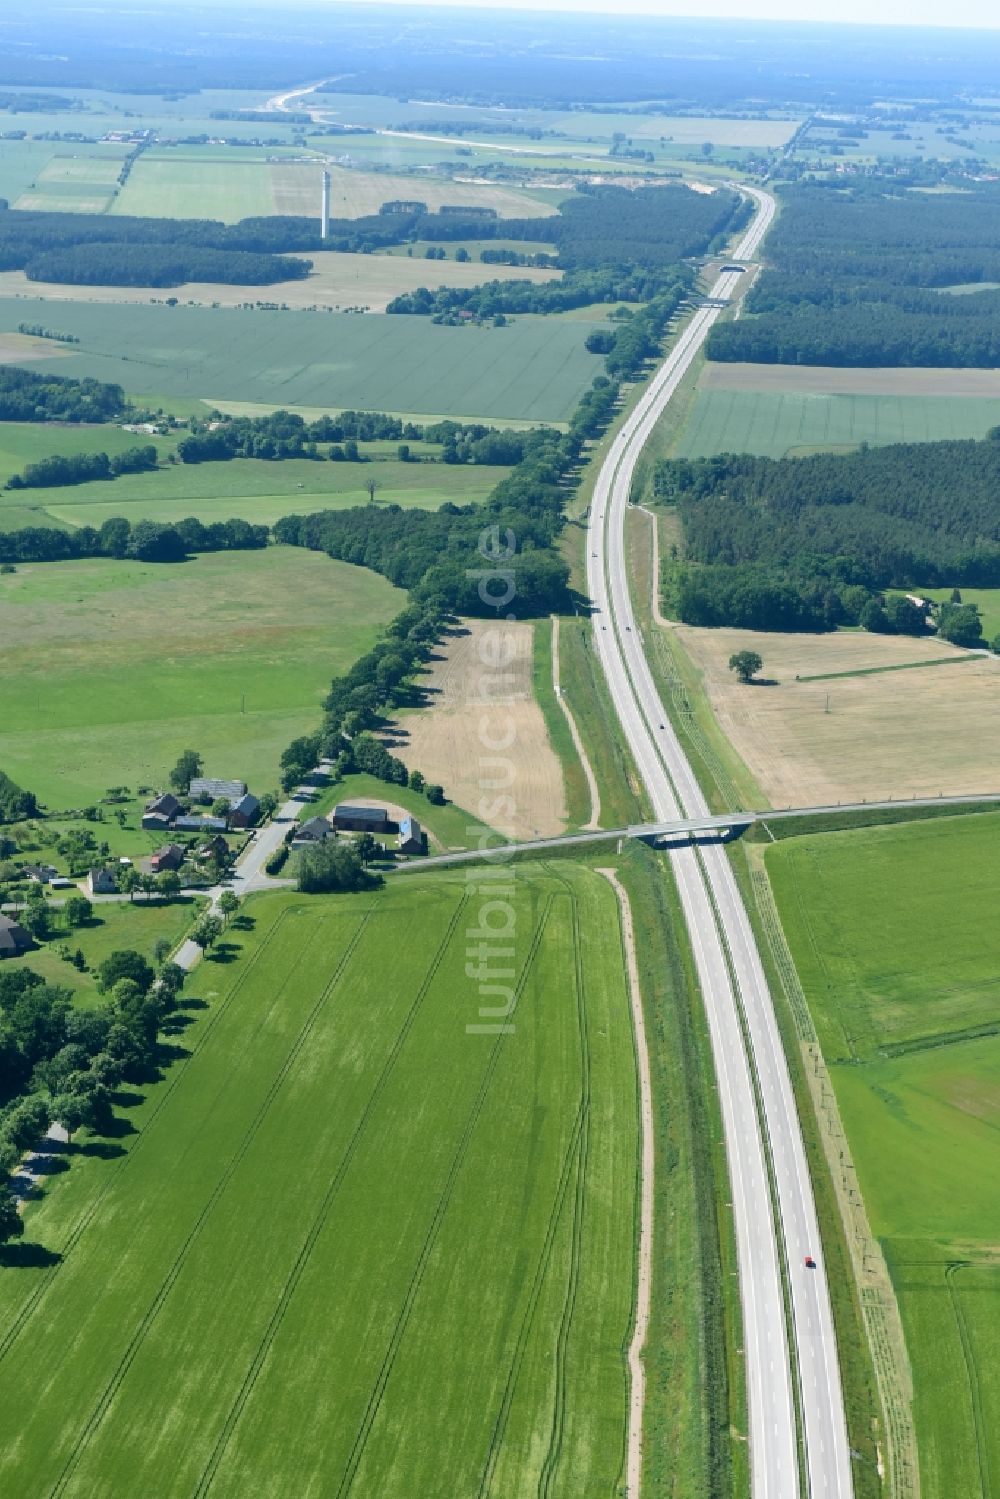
xmin=538 ymin=886 xmax=592 ymax=1499
xmin=46 ymin=909 xmax=376 ymax=1499
xmin=0 ymin=905 xmax=309 ymax=1367
xmin=477 ymin=1123 xmax=586 ymax=1499
xmin=334 ymin=899 xmax=555 ymax=1499
xmin=946 ymin=1261 xmax=991 ymax=1499
xmin=192 ymin=892 xmax=473 ymax=1496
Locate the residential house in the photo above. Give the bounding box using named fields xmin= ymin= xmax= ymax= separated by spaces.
xmin=0 ymin=914 xmax=32 ymax=958
xmin=397 ymin=815 xmax=424 ymax=856
xmin=174 ymin=815 xmax=228 ymax=834
xmin=22 ymin=863 xmax=58 ymax=885
xmin=87 ymin=868 xmax=118 ymax=895
xmin=332 ymin=804 xmax=390 ymax=834
xmin=150 ymin=843 xmax=185 ymax=874
xmin=189 ymin=777 xmax=246 ymax=802
xmin=196 ymin=835 xmax=230 ymax=863
xmin=227 ymin=792 xmax=260 ymax=830
xmin=292 ymin=816 xmax=336 ymax=846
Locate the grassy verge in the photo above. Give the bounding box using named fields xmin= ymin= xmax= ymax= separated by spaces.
xmin=553 ymin=616 xmax=647 ymax=827
xmin=616 ymin=840 xmax=746 ymax=1498
xmin=531 ymin=618 xmax=592 ymax=832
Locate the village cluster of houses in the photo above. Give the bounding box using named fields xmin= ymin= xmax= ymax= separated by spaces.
xmin=142 ymin=779 xmax=260 ymax=835
xmin=293 ymin=803 xmax=425 ymax=857
xmin=0 ymin=796 xmax=427 ymax=962
xmin=83 ymin=779 xmax=258 ymax=897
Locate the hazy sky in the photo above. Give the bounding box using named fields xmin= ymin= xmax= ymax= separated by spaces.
xmin=346 ymin=0 xmax=1000 ymax=25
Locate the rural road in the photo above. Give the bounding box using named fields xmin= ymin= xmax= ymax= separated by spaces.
xmin=587 ymin=187 xmax=853 ymax=1499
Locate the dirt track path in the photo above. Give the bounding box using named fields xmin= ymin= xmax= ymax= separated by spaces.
xmin=551 ymin=615 xmax=602 ymax=830
xmin=597 ymin=867 xmax=653 ymax=1498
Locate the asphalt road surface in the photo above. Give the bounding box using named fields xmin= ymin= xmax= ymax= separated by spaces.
xmin=587 ymin=187 xmax=853 ymax=1499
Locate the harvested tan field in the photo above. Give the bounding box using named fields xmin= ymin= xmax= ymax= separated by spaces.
xmin=393 ymin=619 xmax=567 ymax=839
xmin=0 ymin=332 xmax=72 ymax=363
xmin=272 ymin=161 xmax=558 ymax=219
xmin=677 ymin=625 xmax=1000 ymax=807
xmin=701 ymin=363 xmax=1000 ymax=397
xmin=0 ymin=250 xmax=557 ymax=315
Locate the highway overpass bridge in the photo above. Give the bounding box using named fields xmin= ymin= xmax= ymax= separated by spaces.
xmin=394 ymin=792 xmax=1000 ymax=872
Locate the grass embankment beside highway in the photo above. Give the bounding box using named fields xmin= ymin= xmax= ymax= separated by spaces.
xmin=531 ymin=618 xmax=595 ymax=833
xmin=549 ymin=615 xmax=648 ymax=830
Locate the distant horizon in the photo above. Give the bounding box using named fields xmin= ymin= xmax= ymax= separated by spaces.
xmin=271 ymin=0 xmax=1000 ymax=28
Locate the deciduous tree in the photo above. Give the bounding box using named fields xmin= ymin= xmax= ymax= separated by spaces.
xmin=728 ymin=650 xmax=763 ymax=684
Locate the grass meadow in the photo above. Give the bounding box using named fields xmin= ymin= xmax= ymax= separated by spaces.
xmin=923 ymin=585 xmax=1000 ymax=642
xmin=0 ymin=547 xmax=400 ymax=805
xmin=0 ymin=897 xmax=204 ymax=1002
xmin=1 ymin=451 xmax=510 ymax=532
xmin=674 ymin=388 xmax=1000 ymax=459
xmin=767 ymin=814 xmax=1000 ymax=1499
xmin=0 ymin=870 xmax=638 ymax=1497
xmin=0 ymin=300 xmax=602 ymax=422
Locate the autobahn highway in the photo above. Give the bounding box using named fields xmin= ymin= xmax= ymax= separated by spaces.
xmin=587 ymin=187 xmax=854 ymax=1499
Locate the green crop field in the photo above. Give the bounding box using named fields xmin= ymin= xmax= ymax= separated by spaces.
xmin=110 ymin=154 xmax=277 ymax=221
xmin=674 ymin=388 xmax=1000 ymax=459
xmin=13 ymin=146 xmax=130 ymax=214
xmin=112 ymin=150 xmax=559 ymax=222
xmin=0 ymin=300 xmax=602 ymax=423
xmin=0 ymin=547 xmax=400 ymax=805
xmin=0 ymin=869 xmax=637 ymax=1497
xmin=767 ymin=814 xmax=1000 ymax=1499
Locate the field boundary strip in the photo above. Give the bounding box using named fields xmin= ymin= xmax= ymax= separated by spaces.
xmin=0 ymin=904 xmax=304 ymax=1366
xmin=798 ymin=656 xmax=978 ymax=683
xmin=333 ymin=897 xmax=557 ymax=1499
xmin=192 ymin=890 xmax=473 ymax=1497
xmin=45 ymin=908 xmax=377 ymax=1499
